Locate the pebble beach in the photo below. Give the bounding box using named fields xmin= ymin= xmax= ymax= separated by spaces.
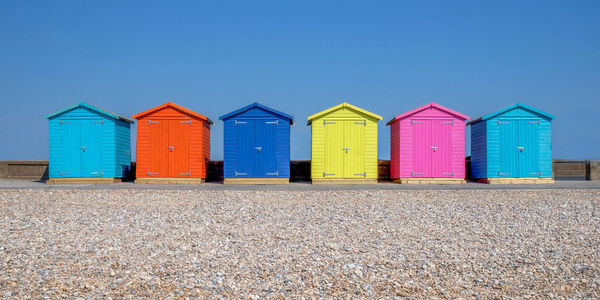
xmin=0 ymin=189 xmax=598 ymax=298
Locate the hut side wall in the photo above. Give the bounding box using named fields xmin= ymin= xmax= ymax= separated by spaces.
xmin=469 ymin=121 xmax=487 ymax=179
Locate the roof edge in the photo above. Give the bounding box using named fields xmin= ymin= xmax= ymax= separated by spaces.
xmin=307 ymin=102 xmax=383 ymax=125
xmin=133 ymin=101 xmax=214 ymax=125
xmin=218 ymin=102 xmax=294 ymax=125
xmin=45 ymin=102 xmax=133 ymax=123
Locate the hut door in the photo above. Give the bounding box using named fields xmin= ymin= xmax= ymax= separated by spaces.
xmin=498 ymin=119 xmax=519 ymax=177
xmin=517 ymin=119 xmax=540 ymax=177
xmin=323 ymin=120 xmax=344 ymax=178
xmin=431 ymin=120 xmax=453 ymax=177
xmin=411 ymin=119 xmax=431 ymax=177
xmin=169 ymin=120 xmax=190 ymax=177
xmin=256 ymin=120 xmax=278 ymax=176
xmin=148 ymin=120 xmax=169 ymax=176
xmin=344 ymin=120 xmax=365 ymax=178
xmin=60 ymin=119 xmax=81 ymax=177
xmin=81 ymin=120 xmax=103 ymax=176
xmin=234 ymin=119 xmax=255 ymax=177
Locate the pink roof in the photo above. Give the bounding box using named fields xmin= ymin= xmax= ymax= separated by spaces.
xmin=386 ymin=102 xmax=469 ymax=125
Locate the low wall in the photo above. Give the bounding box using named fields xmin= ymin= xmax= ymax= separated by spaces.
xmin=0 ymin=160 xmax=599 ymax=181
xmin=0 ymin=161 xmax=49 ymax=181
xmin=553 ymin=159 xmax=587 ymax=180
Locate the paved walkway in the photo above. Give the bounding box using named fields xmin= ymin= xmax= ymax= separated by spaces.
xmin=1 ymin=179 xmax=599 ymax=190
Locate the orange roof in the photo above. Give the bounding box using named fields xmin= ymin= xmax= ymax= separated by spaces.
xmin=132 ymin=101 xmax=214 ymax=124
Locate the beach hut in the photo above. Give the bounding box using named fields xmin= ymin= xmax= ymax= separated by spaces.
xmin=387 ymin=102 xmax=469 ymax=184
xmin=46 ymin=102 xmax=132 ymax=184
xmin=468 ymin=103 xmax=555 ymax=184
xmin=219 ymin=102 xmax=293 ymax=184
xmin=133 ymin=102 xmax=213 ymax=184
xmin=307 ymin=102 xmax=382 ymax=184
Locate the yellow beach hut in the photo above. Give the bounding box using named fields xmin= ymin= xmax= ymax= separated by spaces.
xmin=307 ymin=102 xmax=382 ymax=184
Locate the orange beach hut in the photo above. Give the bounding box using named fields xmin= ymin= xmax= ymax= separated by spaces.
xmin=133 ymin=102 xmax=213 ymax=183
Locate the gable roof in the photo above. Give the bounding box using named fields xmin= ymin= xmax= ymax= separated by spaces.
xmin=307 ymin=102 xmax=383 ymax=125
xmin=467 ymin=102 xmax=555 ymax=125
xmin=132 ymin=101 xmax=214 ymax=124
xmin=218 ymin=102 xmax=294 ymax=125
xmin=386 ymin=102 xmax=469 ymax=126
xmin=45 ymin=102 xmax=133 ymax=123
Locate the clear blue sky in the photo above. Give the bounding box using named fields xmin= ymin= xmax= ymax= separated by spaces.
xmin=1 ymin=0 xmax=598 ymax=160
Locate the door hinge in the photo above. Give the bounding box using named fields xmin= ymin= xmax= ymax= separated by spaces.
xmin=179 ymin=120 xmax=191 ymax=124
xmin=266 ymin=120 xmax=278 ymax=125
xmin=323 ymin=172 xmax=335 ymax=177
xmin=148 ymin=120 xmax=160 ymax=125
xmin=529 ymin=172 xmax=541 ymax=176
xmin=91 ymin=171 xmax=103 ymax=176
xmin=411 ymin=172 xmax=424 ymax=176
xmin=235 ymin=171 xmax=248 ymax=176
xmin=441 ymin=121 xmax=454 ymax=125
xmin=354 ymin=121 xmax=366 ymax=126
xmin=354 ymin=172 xmax=366 ymax=177
xmin=235 ymin=120 xmax=247 ymax=125
xmin=266 ymin=171 xmax=279 ymax=176
xmin=91 ymin=120 xmax=103 ymax=124
xmin=323 ymin=120 xmax=336 ymax=125
xmin=60 ymin=120 xmax=72 ymax=125
xmin=60 ymin=171 xmax=72 ymax=176
xmin=498 ymin=121 xmax=509 ymax=125
xmin=411 ymin=120 xmax=423 ymax=125
xmin=442 ymin=172 xmax=454 ymax=176
xmin=498 ymin=172 xmax=511 ymax=176
xmin=179 ymin=171 xmax=191 ymax=176
xmin=147 ymin=171 xmax=160 ymax=176
xmin=529 ymin=120 xmax=540 ymax=124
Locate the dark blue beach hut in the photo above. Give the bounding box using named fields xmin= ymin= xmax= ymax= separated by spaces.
xmin=46 ymin=102 xmax=133 ymax=183
xmin=468 ymin=103 xmax=555 ymax=184
xmin=219 ymin=102 xmax=293 ymax=184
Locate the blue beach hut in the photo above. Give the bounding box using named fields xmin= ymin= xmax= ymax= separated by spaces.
xmin=219 ymin=102 xmax=293 ymax=184
xmin=468 ymin=103 xmax=555 ymax=184
xmin=46 ymin=102 xmax=133 ymax=184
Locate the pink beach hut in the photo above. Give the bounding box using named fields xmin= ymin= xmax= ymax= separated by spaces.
xmin=387 ymin=102 xmax=469 ymax=184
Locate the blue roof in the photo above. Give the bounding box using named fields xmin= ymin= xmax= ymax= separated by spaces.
xmin=45 ymin=102 xmax=133 ymax=123
xmin=219 ymin=102 xmax=294 ymax=125
xmin=467 ymin=103 xmax=555 ymax=125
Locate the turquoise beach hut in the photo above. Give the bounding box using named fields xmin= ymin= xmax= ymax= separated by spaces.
xmin=46 ymin=103 xmax=133 ymax=183
xmin=468 ymin=103 xmax=555 ymax=184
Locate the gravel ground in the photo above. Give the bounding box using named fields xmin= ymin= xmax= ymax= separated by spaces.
xmin=0 ymin=189 xmax=599 ymax=298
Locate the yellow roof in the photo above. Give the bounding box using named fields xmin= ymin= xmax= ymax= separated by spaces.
xmin=306 ymin=102 xmax=383 ymax=125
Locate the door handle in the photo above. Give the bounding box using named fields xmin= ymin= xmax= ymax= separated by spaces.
xmin=517 ymin=147 xmax=524 ymax=152
xmin=342 ymin=148 xmax=350 ymax=153
xmin=255 ymin=147 xmax=262 ymax=152
xmin=168 ymin=146 xmax=175 ymax=152
xmin=431 ymin=146 xmax=438 ymax=152
xmin=80 ymin=147 xmax=86 ymax=152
